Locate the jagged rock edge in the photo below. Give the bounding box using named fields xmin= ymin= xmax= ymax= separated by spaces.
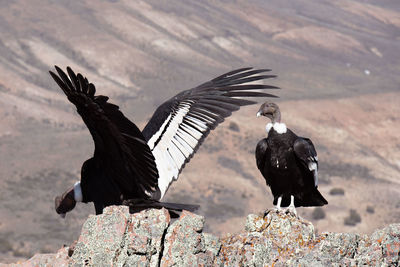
xmin=4 ymin=207 xmax=400 ymax=266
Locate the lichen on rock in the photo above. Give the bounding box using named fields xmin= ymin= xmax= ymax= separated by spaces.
xmin=161 ymin=210 xmax=220 ymax=266
xmin=4 ymin=207 xmax=400 ymax=266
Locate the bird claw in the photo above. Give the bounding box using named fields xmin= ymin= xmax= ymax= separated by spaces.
xmin=273 ymin=207 xmax=283 ymax=214
xmin=284 ymin=206 xmax=297 ymax=217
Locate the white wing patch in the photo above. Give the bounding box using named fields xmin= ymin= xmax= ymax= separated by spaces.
xmin=149 ymin=101 xmax=214 ymax=199
xmin=307 ymin=158 xmax=318 ymax=187
xmin=313 ymin=168 xmax=318 ymax=187
xmin=148 ymin=114 xmax=172 ymax=150
xmin=308 ymin=161 xmax=317 ymax=171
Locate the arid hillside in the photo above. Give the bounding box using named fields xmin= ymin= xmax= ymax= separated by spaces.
xmin=0 ymin=0 xmax=399 ymax=263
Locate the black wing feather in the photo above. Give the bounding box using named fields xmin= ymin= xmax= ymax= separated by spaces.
xmin=293 ymin=138 xmax=317 ymax=168
xmin=293 ymin=137 xmax=318 ymax=186
xmin=50 ymin=66 xmax=159 ymax=196
xmin=67 ymin=67 xmax=81 ymax=93
xmin=255 ymin=138 xmax=269 ymax=183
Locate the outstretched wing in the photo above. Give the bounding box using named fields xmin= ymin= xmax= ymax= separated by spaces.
xmin=49 ymin=66 xmax=158 ymax=197
xmin=293 ymin=137 xmax=318 ymax=187
xmin=142 ymin=68 xmax=279 ymax=199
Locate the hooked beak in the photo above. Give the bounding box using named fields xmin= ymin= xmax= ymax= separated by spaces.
xmin=55 ymin=186 xmax=77 ymax=218
xmin=256 ymin=111 xmax=262 ymax=117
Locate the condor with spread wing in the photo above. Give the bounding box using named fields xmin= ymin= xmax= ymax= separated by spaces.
xmin=50 ymin=66 xmax=278 ymax=216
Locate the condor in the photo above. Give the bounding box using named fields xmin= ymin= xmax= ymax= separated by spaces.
xmin=255 ymin=102 xmax=328 ymax=215
xmin=50 ymin=66 xmax=279 ymax=216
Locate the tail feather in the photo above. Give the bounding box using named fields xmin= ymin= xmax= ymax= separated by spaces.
xmin=298 ymin=188 xmax=328 ymax=207
xmin=122 ymin=199 xmax=200 ymax=215
xmin=156 ymin=202 xmax=200 ymax=212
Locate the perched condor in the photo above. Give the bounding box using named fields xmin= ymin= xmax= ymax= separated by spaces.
xmin=255 ymin=102 xmax=328 ymax=215
xmin=50 ymin=66 xmax=279 ymax=216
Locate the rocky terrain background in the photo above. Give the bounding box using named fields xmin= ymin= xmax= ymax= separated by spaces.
xmin=3 ymin=207 xmax=400 ymax=266
xmin=0 ymin=0 xmax=400 ymax=263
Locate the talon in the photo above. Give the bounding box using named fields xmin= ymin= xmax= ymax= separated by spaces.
xmin=287 ymin=208 xmax=297 ymax=217
xmin=274 ymin=196 xmax=283 ymax=214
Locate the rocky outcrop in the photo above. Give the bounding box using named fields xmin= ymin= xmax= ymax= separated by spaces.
xmin=3 ymin=206 xmax=400 ymax=266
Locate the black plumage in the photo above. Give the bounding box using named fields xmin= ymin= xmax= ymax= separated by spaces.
xmin=50 ymin=66 xmax=279 ymax=216
xmin=50 ymin=66 xmax=159 ymax=215
xmin=255 ymin=103 xmax=327 ymax=212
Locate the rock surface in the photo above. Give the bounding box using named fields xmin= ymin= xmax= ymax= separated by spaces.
xmin=3 ymin=206 xmax=399 ymax=266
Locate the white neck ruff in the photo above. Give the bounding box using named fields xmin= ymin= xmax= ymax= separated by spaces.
xmin=74 ymin=181 xmax=83 ymax=202
xmin=266 ymin=122 xmax=287 ymax=134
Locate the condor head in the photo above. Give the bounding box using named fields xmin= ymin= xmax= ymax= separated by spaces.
xmin=55 ymin=182 xmax=82 ymax=218
xmin=256 ymin=102 xmax=281 ymax=123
